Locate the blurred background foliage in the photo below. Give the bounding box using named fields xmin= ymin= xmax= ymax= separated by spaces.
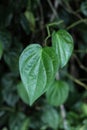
xmin=0 ymin=0 xmax=87 ymax=130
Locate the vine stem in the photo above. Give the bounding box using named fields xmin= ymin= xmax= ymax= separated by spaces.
xmin=74 ymin=49 xmax=87 ymax=53
xmin=47 ymin=0 xmax=59 ymax=20
xmin=0 ymin=106 xmax=15 ymax=112
xmin=44 ymin=20 xmax=64 ymax=45
xmin=67 ymin=18 xmax=87 ymax=30
xmin=73 ymin=54 xmax=87 ymax=72
xmin=66 ymin=73 xmax=87 ymax=89
xmin=62 ymin=0 xmax=82 ymax=20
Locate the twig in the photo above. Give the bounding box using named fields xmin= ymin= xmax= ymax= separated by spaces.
xmin=66 ymin=73 xmax=87 ymax=89
xmin=73 ymin=54 xmax=87 ymax=72
xmin=50 ymin=0 xmax=60 ymax=21
xmin=60 ymin=105 xmax=69 ymax=130
xmin=44 ymin=20 xmax=64 ymax=45
xmin=47 ymin=0 xmax=59 ymax=20
xmin=74 ymin=49 xmax=87 ymax=53
xmin=0 ymin=106 xmax=15 ymax=112
xmin=56 ymin=71 xmax=69 ymax=130
xmin=62 ymin=0 xmax=83 ymax=20
xmin=39 ymin=0 xmax=45 ymax=40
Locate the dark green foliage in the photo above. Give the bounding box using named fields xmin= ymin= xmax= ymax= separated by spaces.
xmin=46 ymin=80 xmax=69 ymax=106
xmin=0 ymin=0 xmax=87 ymax=130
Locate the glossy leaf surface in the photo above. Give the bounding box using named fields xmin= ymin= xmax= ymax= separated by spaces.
xmin=19 ymin=44 xmax=58 ymax=105
xmin=46 ymin=80 xmax=69 ymax=106
xmin=52 ymin=30 xmax=74 ymax=68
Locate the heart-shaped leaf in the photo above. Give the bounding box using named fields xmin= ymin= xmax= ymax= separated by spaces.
xmin=19 ymin=44 xmax=58 ymax=105
xmin=52 ymin=30 xmax=74 ymax=68
xmin=46 ymin=80 xmax=69 ymax=106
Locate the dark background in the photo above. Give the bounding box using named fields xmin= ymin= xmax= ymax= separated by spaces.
xmin=0 ymin=0 xmax=87 ymax=130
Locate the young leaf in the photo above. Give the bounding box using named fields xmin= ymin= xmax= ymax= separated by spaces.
xmin=52 ymin=30 xmax=74 ymax=68
xmin=24 ymin=11 xmax=36 ymax=31
xmin=46 ymin=80 xmax=69 ymax=106
xmin=19 ymin=44 xmax=58 ymax=105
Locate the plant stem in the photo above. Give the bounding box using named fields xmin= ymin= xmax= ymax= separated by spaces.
xmin=62 ymin=0 xmax=82 ymax=19
xmin=39 ymin=0 xmax=45 ymax=40
xmin=47 ymin=0 xmax=59 ymax=20
xmin=0 ymin=106 xmax=15 ymax=112
xmin=74 ymin=49 xmax=87 ymax=53
xmin=56 ymin=71 xmax=69 ymax=130
xmin=73 ymin=54 xmax=87 ymax=72
xmin=66 ymin=73 xmax=87 ymax=89
xmin=67 ymin=18 xmax=87 ymax=30
xmin=44 ymin=20 xmax=64 ymax=45
xmin=60 ymin=105 xmax=69 ymax=130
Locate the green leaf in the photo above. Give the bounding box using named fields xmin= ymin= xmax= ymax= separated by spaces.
xmin=20 ymin=14 xmax=30 ymax=35
xmin=19 ymin=44 xmax=58 ymax=105
xmin=4 ymin=51 xmax=19 ymax=73
xmin=17 ymin=82 xmax=29 ymax=104
xmin=46 ymin=80 xmax=69 ymax=106
xmin=21 ymin=118 xmax=30 ymax=130
xmin=24 ymin=11 xmax=36 ymax=31
xmin=2 ymin=73 xmax=19 ymax=106
xmin=81 ymin=103 xmax=87 ymax=116
xmin=41 ymin=106 xmax=59 ymax=129
xmin=9 ymin=112 xmax=29 ymax=130
xmin=52 ymin=30 xmax=74 ymax=68
xmin=0 ymin=40 xmax=3 ymax=59
xmin=0 ymin=31 xmax=11 ymax=51
xmin=81 ymin=1 xmax=87 ymax=16
xmin=80 ymin=125 xmax=87 ymax=130
xmin=4 ymin=41 xmax=23 ymax=74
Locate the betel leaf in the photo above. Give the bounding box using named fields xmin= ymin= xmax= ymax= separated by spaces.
xmin=46 ymin=80 xmax=69 ymax=106
xmin=17 ymin=82 xmax=29 ymax=104
xmin=19 ymin=44 xmax=58 ymax=105
xmin=9 ymin=112 xmax=27 ymax=130
xmin=2 ymin=73 xmax=19 ymax=106
xmin=4 ymin=42 xmax=23 ymax=74
xmin=81 ymin=1 xmax=87 ymax=16
xmin=52 ymin=30 xmax=74 ymax=68
xmin=41 ymin=106 xmax=59 ymax=129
